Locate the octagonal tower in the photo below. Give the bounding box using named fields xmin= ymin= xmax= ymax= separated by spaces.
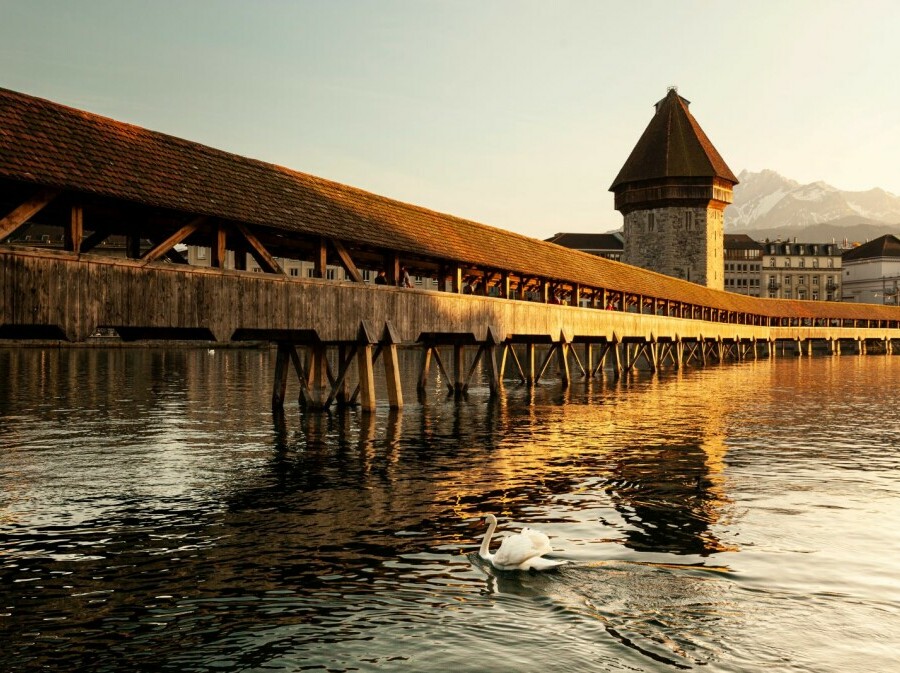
xmin=610 ymin=88 xmax=738 ymax=289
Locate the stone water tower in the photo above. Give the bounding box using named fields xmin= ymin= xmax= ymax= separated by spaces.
xmin=610 ymin=88 xmax=738 ymax=289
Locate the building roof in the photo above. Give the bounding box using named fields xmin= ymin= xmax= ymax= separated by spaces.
xmin=842 ymin=234 xmax=900 ymax=262
xmin=544 ymin=232 xmax=623 ymax=251
xmin=724 ymin=234 xmax=762 ymax=250
xmin=610 ymin=88 xmax=738 ymax=191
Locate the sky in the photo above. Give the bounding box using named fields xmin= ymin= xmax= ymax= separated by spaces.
xmin=2 ymin=0 xmax=900 ymax=240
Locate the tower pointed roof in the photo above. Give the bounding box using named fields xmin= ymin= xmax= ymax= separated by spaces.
xmin=610 ymin=88 xmax=738 ymax=191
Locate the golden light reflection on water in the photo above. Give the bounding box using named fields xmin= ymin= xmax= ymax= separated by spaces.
xmin=3 ymin=348 xmax=900 ymax=672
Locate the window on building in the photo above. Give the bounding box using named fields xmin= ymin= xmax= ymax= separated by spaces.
xmin=648 ymin=213 xmax=656 ymax=232
xmin=828 ymin=259 xmax=834 ymax=268
xmin=784 ymin=275 xmax=792 ymax=285
xmin=684 ymin=211 xmax=693 ymax=229
xmin=799 ymin=277 xmax=805 ymax=285
xmin=798 ymin=259 xmax=805 ymax=268
xmin=812 ymin=259 xmax=819 ymax=268
xmin=289 ymin=267 xmax=299 ymax=276
xmin=326 ymin=268 xmax=336 ymax=280
xmin=307 ymin=268 xmax=315 ymax=278
xmin=812 ymin=276 xmax=819 ymax=286
xmin=197 ymin=248 xmax=207 ymax=260
xmin=784 ymin=259 xmax=791 ymax=268
xmin=784 ymin=290 xmax=792 ymax=298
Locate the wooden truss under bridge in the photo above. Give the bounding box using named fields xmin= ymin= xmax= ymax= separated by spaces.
xmin=2 ymin=87 xmax=900 ymax=411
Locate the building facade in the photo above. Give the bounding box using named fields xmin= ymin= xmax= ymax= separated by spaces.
xmin=184 ymin=247 xmax=442 ymax=289
xmin=841 ymin=234 xmax=900 ymax=304
xmin=760 ymin=240 xmax=842 ymax=301
xmin=545 ymin=232 xmax=624 ymax=261
xmin=610 ymin=88 xmax=738 ymax=290
xmin=724 ymin=234 xmax=763 ymax=297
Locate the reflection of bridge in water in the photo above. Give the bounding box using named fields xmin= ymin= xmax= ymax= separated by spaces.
xmin=2 ymin=87 xmax=900 ymax=412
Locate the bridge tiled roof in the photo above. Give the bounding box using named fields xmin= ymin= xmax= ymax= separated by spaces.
xmin=1 ymin=87 xmax=899 ymax=323
xmin=610 ymin=89 xmax=738 ymax=191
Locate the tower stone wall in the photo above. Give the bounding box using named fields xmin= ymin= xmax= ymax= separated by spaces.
xmin=622 ymin=204 xmax=724 ymax=289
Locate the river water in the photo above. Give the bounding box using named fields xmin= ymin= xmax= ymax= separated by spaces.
xmin=1 ymin=346 xmax=899 ymax=672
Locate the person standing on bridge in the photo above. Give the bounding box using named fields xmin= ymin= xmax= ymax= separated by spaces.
xmin=374 ymin=270 xmax=388 ymax=285
xmin=399 ymin=266 xmax=413 ymax=288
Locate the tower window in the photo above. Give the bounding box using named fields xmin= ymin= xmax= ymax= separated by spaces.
xmin=684 ymin=211 xmax=694 ymax=229
xmin=648 ymin=213 xmax=656 ymax=232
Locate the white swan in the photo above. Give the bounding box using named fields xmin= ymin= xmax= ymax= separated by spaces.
xmin=478 ymin=513 xmax=567 ymax=571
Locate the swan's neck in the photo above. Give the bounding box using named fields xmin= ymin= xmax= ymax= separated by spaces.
xmin=479 ymin=517 xmax=497 ymax=558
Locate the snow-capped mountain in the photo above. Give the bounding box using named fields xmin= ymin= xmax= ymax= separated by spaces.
xmin=725 ymin=169 xmax=900 ymax=232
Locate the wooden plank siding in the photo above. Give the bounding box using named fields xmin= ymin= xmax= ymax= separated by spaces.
xmin=3 ymin=246 xmax=900 ymax=346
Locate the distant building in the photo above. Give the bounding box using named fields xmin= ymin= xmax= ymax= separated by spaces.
xmin=610 ymin=88 xmax=738 ymax=290
xmin=841 ymin=234 xmax=900 ymax=304
xmin=761 ymin=240 xmax=842 ymax=301
xmin=183 ymin=247 xmax=442 ymax=289
xmin=724 ymin=234 xmax=763 ymax=296
xmin=545 ymin=232 xmax=624 ymax=261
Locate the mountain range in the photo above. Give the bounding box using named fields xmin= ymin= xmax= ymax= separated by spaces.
xmin=725 ymin=169 xmax=900 ymax=243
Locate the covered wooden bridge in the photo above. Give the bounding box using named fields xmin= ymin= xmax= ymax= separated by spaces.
xmin=1 ymin=87 xmax=899 ymax=410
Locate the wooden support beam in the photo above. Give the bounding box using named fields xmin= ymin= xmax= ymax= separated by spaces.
xmin=287 ymin=345 xmax=311 ymax=403
xmin=569 ymin=344 xmax=586 ymax=378
xmin=559 ymin=343 xmax=571 ymax=387
xmin=324 ymin=343 xmax=359 ymax=408
xmin=591 ymin=343 xmax=609 ymax=377
xmin=462 ymin=344 xmax=486 ymax=394
xmin=271 ymin=343 xmax=291 ymax=410
xmin=331 ymin=238 xmax=364 ymax=283
xmin=383 ymin=342 xmax=404 ymax=409
xmin=142 ymin=217 xmax=205 ymax=263
xmin=211 ymin=226 xmax=227 ymax=268
xmin=417 ymin=346 xmax=433 ymax=393
xmin=356 ymin=344 xmax=376 ymax=412
xmin=535 ymin=343 xmax=559 ymax=385
xmin=505 ymin=344 xmax=527 ymax=383
xmin=386 ymin=252 xmax=401 ymax=286
xmin=126 ymin=232 xmax=142 ymax=259
xmin=163 ymin=247 xmax=189 ymax=264
xmin=430 ymin=346 xmax=454 ymax=394
xmin=500 ymin=272 xmax=512 ymax=299
xmin=451 ymin=266 xmax=464 ymax=293
xmin=314 ymin=237 xmax=328 ymax=278
xmin=233 ymin=245 xmax=247 ymax=270
xmin=453 ymin=343 xmax=465 ymax=398
xmin=611 ymin=341 xmax=622 ymax=378
xmin=79 ymin=227 xmax=112 ymax=253
xmin=485 ymin=344 xmax=500 ymax=395
xmin=525 ymin=343 xmax=536 ymax=384
xmin=0 ymin=188 xmax=60 ymax=241
xmin=305 ymin=344 xmax=329 ymax=409
xmin=235 ymin=222 xmax=284 ymax=274
xmin=65 ymin=204 xmax=83 ymax=253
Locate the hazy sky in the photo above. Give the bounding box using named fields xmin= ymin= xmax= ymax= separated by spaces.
xmin=2 ymin=0 xmax=899 ymax=239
